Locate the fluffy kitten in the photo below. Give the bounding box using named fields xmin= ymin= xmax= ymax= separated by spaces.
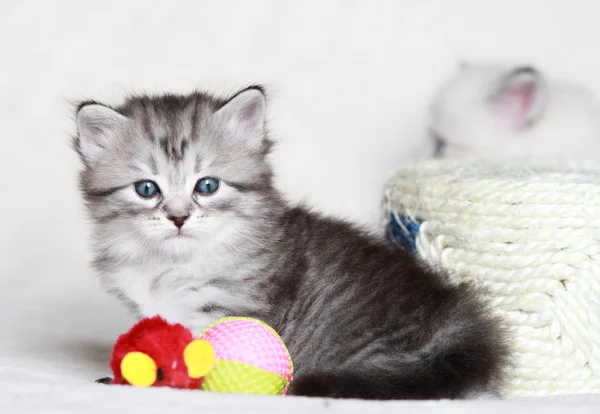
xmin=430 ymin=62 xmax=600 ymax=159
xmin=74 ymin=87 xmax=509 ymax=399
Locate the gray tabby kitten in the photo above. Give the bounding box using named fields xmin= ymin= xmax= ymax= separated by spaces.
xmin=74 ymin=86 xmax=509 ymax=399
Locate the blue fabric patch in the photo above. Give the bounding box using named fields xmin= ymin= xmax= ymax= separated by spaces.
xmin=386 ymin=213 xmax=421 ymax=253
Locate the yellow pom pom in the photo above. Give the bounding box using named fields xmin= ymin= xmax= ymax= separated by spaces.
xmin=121 ymin=352 xmax=157 ymax=387
xmin=184 ymin=339 xmax=216 ymax=379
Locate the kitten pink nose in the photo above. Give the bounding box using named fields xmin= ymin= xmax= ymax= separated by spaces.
xmin=167 ymin=215 xmax=189 ymax=229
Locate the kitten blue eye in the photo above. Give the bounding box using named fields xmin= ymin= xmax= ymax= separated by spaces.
xmin=134 ymin=180 xmax=160 ymax=198
xmin=195 ymin=177 xmax=219 ymax=195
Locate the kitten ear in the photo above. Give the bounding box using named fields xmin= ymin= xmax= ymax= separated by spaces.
xmin=76 ymin=104 xmax=128 ymax=163
xmin=216 ymin=87 xmax=266 ymax=150
xmin=487 ymin=66 xmax=548 ymax=128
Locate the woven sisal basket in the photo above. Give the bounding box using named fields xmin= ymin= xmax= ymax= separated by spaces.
xmin=382 ymin=158 xmax=600 ymax=398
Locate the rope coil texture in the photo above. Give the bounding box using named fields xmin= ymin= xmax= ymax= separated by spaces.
xmin=382 ymin=158 xmax=600 ymax=398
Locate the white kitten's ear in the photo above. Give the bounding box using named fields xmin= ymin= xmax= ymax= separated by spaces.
xmin=487 ymin=66 xmax=548 ymax=128
xmin=216 ymin=87 xmax=266 ymax=150
xmin=76 ymin=104 xmax=128 ymax=163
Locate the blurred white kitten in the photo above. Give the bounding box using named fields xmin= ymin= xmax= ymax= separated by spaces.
xmin=429 ymin=62 xmax=600 ymax=160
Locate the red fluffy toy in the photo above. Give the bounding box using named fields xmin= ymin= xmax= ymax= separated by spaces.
xmin=109 ymin=316 xmax=215 ymax=389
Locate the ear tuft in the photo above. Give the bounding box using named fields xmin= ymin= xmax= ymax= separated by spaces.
xmin=76 ymin=103 xmax=128 ymax=163
xmin=487 ymin=66 xmax=548 ymax=128
xmin=216 ymin=87 xmax=266 ymax=150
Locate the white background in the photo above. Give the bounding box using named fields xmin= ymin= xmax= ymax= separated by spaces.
xmin=1 ymin=0 xmax=599 ymax=408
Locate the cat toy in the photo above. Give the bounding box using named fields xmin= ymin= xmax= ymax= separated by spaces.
xmin=108 ymin=315 xmax=293 ymax=395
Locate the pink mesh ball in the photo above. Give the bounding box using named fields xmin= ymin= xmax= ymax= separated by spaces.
xmin=198 ymin=317 xmax=294 ymax=395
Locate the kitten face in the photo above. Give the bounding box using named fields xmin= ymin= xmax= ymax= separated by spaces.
xmin=429 ymin=62 xmax=599 ymax=160
xmin=75 ymin=88 xmax=276 ymax=262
